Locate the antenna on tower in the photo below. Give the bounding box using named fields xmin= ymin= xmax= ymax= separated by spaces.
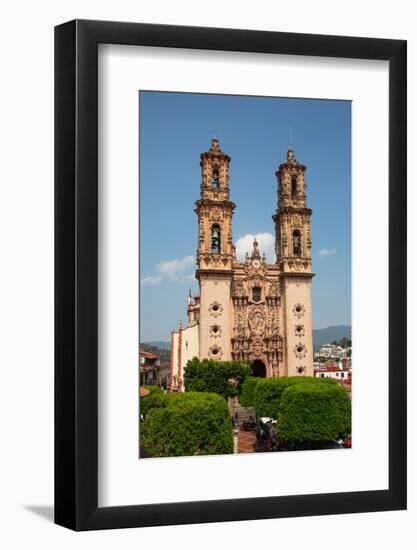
xmin=288 ymin=124 xmax=294 ymax=149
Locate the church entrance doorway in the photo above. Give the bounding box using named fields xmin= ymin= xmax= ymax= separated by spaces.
xmin=251 ymin=359 xmax=266 ymax=378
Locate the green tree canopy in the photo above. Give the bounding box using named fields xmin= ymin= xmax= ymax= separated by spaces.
xmin=140 ymin=385 xmax=166 ymax=418
xmin=141 ymin=392 xmax=233 ymax=457
xmin=239 ymin=377 xmax=261 ymax=407
xmin=253 ymin=376 xmax=339 ymax=419
xmin=183 ymin=358 xmax=251 ymax=400
xmin=277 ymin=382 xmax=351 ymax=443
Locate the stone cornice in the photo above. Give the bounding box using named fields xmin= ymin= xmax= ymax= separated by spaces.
xmin=195 ymin=198 xmax=236 ymax=210
xmin=280 ymin=272 xmax=315 ymax=279
xmin=196 ymin=269 xmax=233 ymax=279
xmin=273 ymin=207 xmax=313 ymax=217
xmin=200 ymin=151 xmax=231 ymax=163
xmin=276 ymin=162 xmax=307 ymax=176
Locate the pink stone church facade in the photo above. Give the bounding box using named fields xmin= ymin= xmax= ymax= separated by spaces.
xmin=170 ymin=139 xmax=314 ymax=391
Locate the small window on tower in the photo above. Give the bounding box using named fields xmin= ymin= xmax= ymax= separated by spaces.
xmin=291 ymin=176 xmax=297 ymax=197
xmin=252 ymin=286 xmax=261 ymax=303
xmin=293 ymin=230 xmax=301 ymax=256
xmin=211 ymin=224 xmax=221 ymax=253
xmin=211 ymin=171 xmax=219 ymax=189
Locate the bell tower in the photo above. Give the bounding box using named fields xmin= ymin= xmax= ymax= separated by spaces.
xmin=273 ymin=149 xmax=314 ymax=376
xmin=195 ymin=138 xmax=235 ymax=361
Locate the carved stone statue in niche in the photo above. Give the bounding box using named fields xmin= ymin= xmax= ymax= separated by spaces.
xmin=268 ymin=281 xmax=279 ymax=297
xmin=233 ymin=279 xmax=245 ymax=297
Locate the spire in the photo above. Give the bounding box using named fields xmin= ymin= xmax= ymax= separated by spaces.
xmin=288 ymin=124 xmax=294 ymax=150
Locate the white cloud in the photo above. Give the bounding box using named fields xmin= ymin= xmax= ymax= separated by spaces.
xmin=235 ymin=232 xmax=276 ymax=263
xmin=140 ymin=275 xmax=162 ymax=286
xmin=318 ymin=248 xmax=336 ymax=257
xmin=141 ymin=255 xmax=196 ymax=286
xmin=157 ymin=255 xmax=195 ymax=280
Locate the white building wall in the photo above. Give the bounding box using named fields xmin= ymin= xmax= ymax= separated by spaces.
xmin=170 ymin=331 xmax=180 ymax=390
xmin=314 ymin=370 xmax=350 ymax=380
xmin=180 ymin=323 xmax=199 ymax=391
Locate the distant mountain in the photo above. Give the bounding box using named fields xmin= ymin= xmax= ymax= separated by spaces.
xmin=143 ymin=329 xmax=351 ymax=354
xmin=313 ymin=325 xmax=351 ymax=350
xmin=143 ymin=340 xmax=171 ymax=351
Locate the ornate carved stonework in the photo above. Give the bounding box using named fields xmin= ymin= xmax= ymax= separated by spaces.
xmin=170 ymin=142 xmax=314 ymax=387
xmin=228 ymin=238 xmax=285 ymax=363
xmin=268 ymin=281 xmax=280 ymax=298
xmin=209 ymin=301 xmax=223 ymax=317
xmin=209 ymin=345 xmax=223 ymax=358
xmin=294 ymin=343 xmax=307 ymax=359
xmin=209 ymin=324 xmax=222 ymax=338
xmin=233 ymin=305 xmax=247 ymax=335
xmin=286 ymin=259 xmax=310 ymax=272
xmin=248 ymin=306 xmax=266 ymax=335
xmin=294 ymin=324 xmax=305 ymax=337
xmin=251 ymin=336 xmax=264 ymax=357
xmin=293 ymin=303 xmax=305 ymax=318
xmin=232 ymin=279 xmax=245 ymax=296
xmin=292 ymin=214 xmax=303 ymax=227
xmin=210 ymin=207 xmax=223 ymax=222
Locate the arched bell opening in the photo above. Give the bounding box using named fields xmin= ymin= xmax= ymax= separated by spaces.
xmin=211 ymin=224 xmax=221 ymax=253
xmin=292 ymin=230 xmax=301 ymax=257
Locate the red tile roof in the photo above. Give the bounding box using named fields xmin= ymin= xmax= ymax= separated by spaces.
xmin=140 ymin=350 xmax=158 ymax=359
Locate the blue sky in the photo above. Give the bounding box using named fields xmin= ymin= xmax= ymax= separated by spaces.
xmin=140 ymin=91 xmax=351 ymax=342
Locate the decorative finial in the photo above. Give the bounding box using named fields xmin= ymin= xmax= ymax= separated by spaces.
xmin=287 ymin=149 xmax=297 ymax=163
xmin=251 ymin=238 xmax=261 ymax=259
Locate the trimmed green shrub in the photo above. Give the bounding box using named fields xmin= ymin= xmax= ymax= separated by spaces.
xmin=184 ymin=358 xmax=251 ymax=400
xmin=277 ymin=382 xmax=351 ymax=443
xmin=140 ymin=386 xmax=166 ymax=418
xmin=239 ymin=377 xmax=260 ymax=407
xmin=142 ymin=385 xmax=163 ymax=394
xmin=141 ymin=392 xmax=233 ymax=457
xmin=253 ymin=376 xmax=337 ymax=419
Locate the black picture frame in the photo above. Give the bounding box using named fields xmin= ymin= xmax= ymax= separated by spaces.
xmin=55 ymin=19 xmax=407 ymax=531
